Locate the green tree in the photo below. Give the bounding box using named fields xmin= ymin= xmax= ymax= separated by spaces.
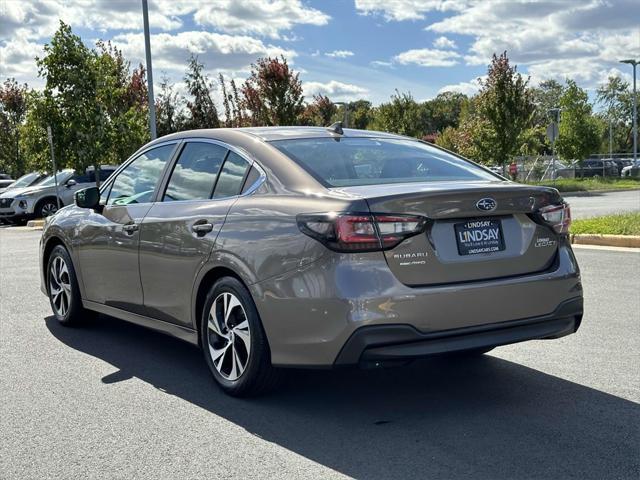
xmin=436 ymin=108 xmax=490 ymax=162
xmin=156 ymin=74 xmax=185 ymax=136
xmin=219 ymin=74 xmax=246 ymax=127
xmin=370 ymin=90 xmax=428 ymax=138
xmin=19 ymin=91 xmax=59 ymax=173
xmin=596 ymin=75 xmax=633 ymax=153
xmin=343 ymin=100 xmax=373 ymax=130
xmin=35 ymin=21 xmax=104 ymax=174
xmin=299 ymin=95 xmax=336 ymax=126
xmin=531 ymin=79 xmax=564 ymax=126
xmin=241 ymin=56 xmax=304 ymax=126
xmin=474 ymin=52 xmax=535 ymax=166
xmin=423 ymin=91 xmax=469 ymax=134
xmin=94 ymin=42 xmax=150 ymax=168
xmin=29 ymin=22 xmax=149 ymax=179
xmin=0 ymin=78 xmax=28 ymax=176
xmin=555 ymin=80 xmax=600 ymax=166
xmin=184 ymin=55 xmax=220 ymax=129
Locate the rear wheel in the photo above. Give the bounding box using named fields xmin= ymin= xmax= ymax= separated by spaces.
xmin=47 ymin=245 xmax=91 ymax=326
xmin=200 ymin=277 xmax=282 ymax=397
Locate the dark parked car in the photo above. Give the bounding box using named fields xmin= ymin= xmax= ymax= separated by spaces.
xmin=40 ymin=127 xmax=583 ymax=396
xmin=572 ymin=159 xmax=619 ymax=177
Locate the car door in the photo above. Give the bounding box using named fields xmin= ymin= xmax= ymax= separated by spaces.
xmin=76 ymin=143 xmax=177 ymax=311
xmin=138 ymin=141 xmax=253 ymax=327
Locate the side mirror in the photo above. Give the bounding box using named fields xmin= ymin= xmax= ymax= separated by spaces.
xmin=66 ymin=178 xmax=77 ymax=188
xmin=75 ymin=187 xmax=100 ymax=209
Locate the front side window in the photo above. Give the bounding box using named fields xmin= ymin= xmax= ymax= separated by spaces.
xmin=39 ymin=170 xmax=74 ymax=187
xmin=163 ymin=142 xmax=227 ymax=202
xmin=212 ymin=152 xmax=251 ymax=198
xmin=271 ymin=137 xmax=498 ymax=187
xmin=107 ymin=144 xmax=174 ymax=205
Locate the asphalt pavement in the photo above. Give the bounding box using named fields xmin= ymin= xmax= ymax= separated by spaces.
xmin=564 ymin=189 xmax=640 ymax=219
xmin=0 ymin=230 xmax=638 ymax=479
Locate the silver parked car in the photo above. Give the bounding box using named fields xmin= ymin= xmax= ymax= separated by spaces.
xmin=621 ymin=160 xmax=640 ymax=177
xmin=0 ymin=171 xmax=47 ymax=195
xmin=40 ymin=127 xmax=583 ymax=396
xmin=0 ymin=167 xmax=116 ymax=223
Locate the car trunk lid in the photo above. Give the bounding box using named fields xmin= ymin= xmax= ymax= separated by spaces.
xmin=333 ymin=181 xmax=563 ymax=286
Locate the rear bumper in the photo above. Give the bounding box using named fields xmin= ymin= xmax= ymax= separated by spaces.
xmin=252 ymin=241 xmax=583 ymax=367
xmin=335 ymin=297 xmax=583 ymax=365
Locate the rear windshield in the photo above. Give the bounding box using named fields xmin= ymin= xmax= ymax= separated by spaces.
xmin=271 ymin=137 xmax=497 ymax=187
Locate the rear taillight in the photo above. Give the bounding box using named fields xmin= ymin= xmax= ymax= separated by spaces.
xmin=297 ymin=213 xmax=427 ymax=252
xmin=539 ymin=203 xmax=571 ymax=234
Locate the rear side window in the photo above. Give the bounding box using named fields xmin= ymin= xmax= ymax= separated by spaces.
xmin=163 ymin=143 xmax=227 ymax=202
xmin=271 ymin=137 xmax=497 ymax=187
xmin=107 ymin=144 xmax=174 ymax=205
xmin=213 ymin=152 xmax=250 ymax=198
xmin=241 ymin=166 xmax=261 ymax=194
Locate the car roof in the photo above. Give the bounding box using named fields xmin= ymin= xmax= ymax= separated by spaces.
xmin=153 ymin=126 xmax=411 ymax=144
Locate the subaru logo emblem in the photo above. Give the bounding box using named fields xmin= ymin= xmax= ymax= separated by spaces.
xmin=476 ymin=198 xmax=497 ymax=211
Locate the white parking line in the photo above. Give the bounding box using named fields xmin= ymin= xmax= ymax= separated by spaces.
xmin=572 ymin=244 xmax=640 ymax=253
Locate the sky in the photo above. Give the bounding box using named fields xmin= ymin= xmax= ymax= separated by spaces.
xmin=1 ymin=0 xmax=639 ymax=105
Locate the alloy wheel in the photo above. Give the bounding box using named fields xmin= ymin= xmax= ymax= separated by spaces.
xmin=41 ymin=202 xmax=58 ymax=217
xmin=49 ymin=256 xmax=71 ymax=317
xmin=207 ymin=292 xmax=251 ymax=381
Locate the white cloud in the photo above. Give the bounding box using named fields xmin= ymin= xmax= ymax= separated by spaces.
xmin=0 ymin=0 xmax=185 ymax=42
xmin=394 ymin=48 xmax=461 ymax=67
xmin=0 ymin=37 xmax=45 ymax=87
xmin=433 ymin=36 xmax=457 ymax=49
xmin=425 ymin=0 xmax=640 ymax=87
xmin=354 ymin=0 xmax=466 ymax=22
xmin=112 ymin=31 xmax=296 ymax=74
xmin=370 ymin=60 xmax=394 ymax=68
xmin=303 ymin=80 xmax=368 ymax=100
xmin=193 ymin=0 xmax=330 ymax=39
xmin=325 ymin=50 xmax=354 ymax=58
xmin=0 ymin=0 xmax=330 ymax=42
xmin=438 ymin=76 xmax=485 ymax=96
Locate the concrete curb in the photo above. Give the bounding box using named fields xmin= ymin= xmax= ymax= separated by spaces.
xmin=561 ymin=188 xmax=640 ymax=197
xmin=26 ymin=219 xmax=45 ymax=228
xmin=571 ymin=234 xmax=640 ymax=248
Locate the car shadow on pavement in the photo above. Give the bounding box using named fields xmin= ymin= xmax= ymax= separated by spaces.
xmin=45 ymin=314 xmax=639 ymax=480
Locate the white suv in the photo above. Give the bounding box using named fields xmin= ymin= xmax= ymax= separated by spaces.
xmin=0 ymin=167 xmax=116 ymax=223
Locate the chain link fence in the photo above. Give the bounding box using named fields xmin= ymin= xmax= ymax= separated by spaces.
xmin=504 ymin=154 xmax=636 ymax=182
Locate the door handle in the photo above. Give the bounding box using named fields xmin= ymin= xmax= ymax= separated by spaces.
xmin=122 ymin=223 xmax=139 ymax=234
xmin=192 ymin=221 xmax=214 ymax=237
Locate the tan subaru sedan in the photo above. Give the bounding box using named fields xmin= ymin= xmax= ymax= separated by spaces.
xmin=40 ymin=126 xmax=583 ymax=396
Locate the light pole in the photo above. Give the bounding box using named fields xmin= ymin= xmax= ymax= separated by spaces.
xmin=142 ymin=0 xmax=157 ymax=139
xmin=620 ymin=59 xmax=638 ymax=162
xmin=547 ymin=108 xmax=561 ymax=183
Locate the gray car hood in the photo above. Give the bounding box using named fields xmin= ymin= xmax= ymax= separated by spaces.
xmin=0 ymin=184 xmax=54 ymax=198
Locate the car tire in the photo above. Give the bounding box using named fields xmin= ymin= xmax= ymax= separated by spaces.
xmin=201 ymin=276 xmax=282 ymax=397
xmin=36 ymin=198 xmax=60 ymax=218
xmin=47 ymin=245 xmax=91 ymax=326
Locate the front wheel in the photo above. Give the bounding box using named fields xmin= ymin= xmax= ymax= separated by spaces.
xmin=37 ymin=198 xmax=60 ymax=218
xmin=47 ymin=245 xmax=92 ymax=326
xmin=201 ymin=277 xmax=282 ymax=397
